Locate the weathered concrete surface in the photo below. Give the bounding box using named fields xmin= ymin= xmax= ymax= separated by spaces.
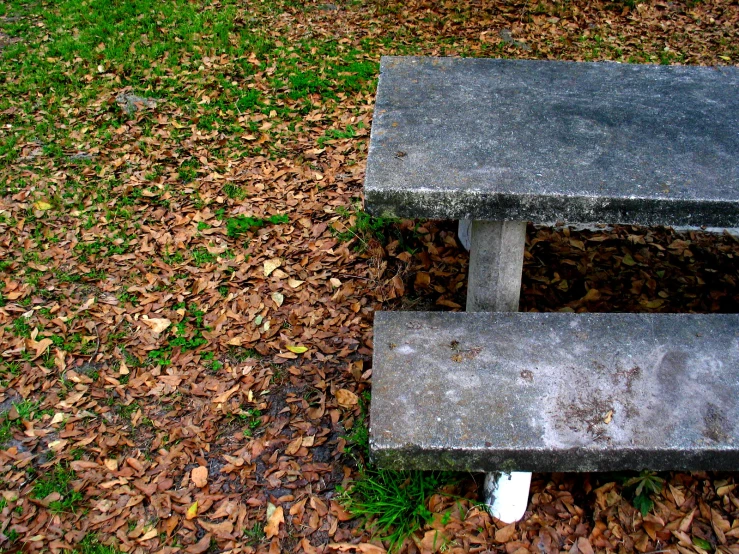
xmin=370 ymin=311 xmax=739 ymax=472
xmin=467 ymin=220 xmax=526 ymax=312
xmin=365 ymin=57 xmax=739 ymax=227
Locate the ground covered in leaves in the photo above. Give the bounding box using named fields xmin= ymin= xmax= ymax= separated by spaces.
xmin=1 ymin=0 xmax=738 ymax=552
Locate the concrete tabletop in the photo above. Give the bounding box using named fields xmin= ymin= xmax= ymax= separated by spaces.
xmin=364 ymin=57 xmax=739 ymax=227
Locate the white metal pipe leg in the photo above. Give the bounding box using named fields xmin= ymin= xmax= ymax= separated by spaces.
xmin=466 ymin=220 xmax=532 ymax=523
xmin=484 ymin=472 xmax=533 ymax=523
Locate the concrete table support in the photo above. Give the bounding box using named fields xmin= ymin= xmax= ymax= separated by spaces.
xmin=465 ymin=220 xmax=530 ymax=523
xmin=466 ymin=220 xmax=526 ymax=313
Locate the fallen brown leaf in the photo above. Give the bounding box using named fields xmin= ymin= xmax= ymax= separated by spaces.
xmin=140 ymin=317 xmax=172 ymax=334
xmin=265 ymin=505 xmax=284 ymax=539
xmin=336 ymin=388 xmax=358 ymax=408
xmin=191 ymin=466 xmax=208 ymax=488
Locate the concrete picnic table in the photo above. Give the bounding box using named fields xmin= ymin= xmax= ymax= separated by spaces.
xmin=364 ymin=56 xmax=739 ymax=522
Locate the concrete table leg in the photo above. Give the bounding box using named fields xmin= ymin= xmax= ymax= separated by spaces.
xmin=466 ymin=220 xmax=526 ymax=312
xmin=465 ymin=220 xmax=531 ymax=523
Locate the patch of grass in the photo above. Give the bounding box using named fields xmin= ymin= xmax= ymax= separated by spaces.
xmin=236 ymin=89 xmax=261 ymax=112
xmin=11 ymin=315 xmax=33 ymax=338
xmin=226 ymin=213 xmax=289 ymax=237
xmin=223 ymin=183 xmax=247 ymax=200
xmin=2 ymin=361 xmax=22 ymax=376
xmin=14 ymin=399 xmax=41 ymax=420
xmin=0 ymin=417 xmax=13 ymax=445
xmin=333 ymin=205 xmax=402 ymax=251
xmin=117 ymin=401 xmax=140 ymax=421
xmin=288 ymin=70 xmax=333 ymax=100
xmin=178 ymin=166 xmax=197 ymax=183
xmin=145 ymin=303 xmax=209 ymax=366
xmin=339 ymin=468 xmax=456 ymax=553
xmin=32 ymin=464 xmax=84 ymax=514
xmin=228 ymin=346 xmax=261 ymax=362
xmin=84 ymin=269 xmax=107 ymax=282
xmin=74 ymin=235 xmax=131 ymax=261
xmin=243 ymin=522 xmax=266 ymax=546
xmin=5 ymin=528 xmax=19 ymax=544
xmin=317 ymin=124 xmax=357 ymax=147
xmin=202 ymin=351 xmax=223 ymax=372
xmin=117 ymin=288 xmax=139 ymax=306
xmin=147 ymin=347 xmax=171 ymax=367
xmin=0 ymin=399 xmax=45 ymax=444
xmin=169 ymin=320 xmax=208 ymax=350
xmin=191 ymin=247 xmax=216 ymax=266
xmin=74 ymin=534 xmax=124 ymax=554
xmin=344 ymin=391 xmax=370 ymax=457
xmin=337 ymin=388 xmax=456 ymax=551
xmin=238 ymin=407 xmax=262 ymax=437
xmin=339 ymin=60 xmax=378 ymax=93
xmin=51 ymin=332 xmax=89 ymax=353
xmin=57 ymin=271 xmax=82 ymax=283
xmin=163 ymin=247 xmax=185 ymax=265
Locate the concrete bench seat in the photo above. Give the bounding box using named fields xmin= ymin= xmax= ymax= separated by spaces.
xmin=371 ymin=311 xmax=739 ymax=473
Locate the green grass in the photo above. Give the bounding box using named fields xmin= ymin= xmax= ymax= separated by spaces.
xmin=73 ymin=534 xmax=124 ymax=554
xmin=169 ymin=320 xmax=208 ymax=350
xmin=32 ymin=464 xmax=85 ymax=514
xmin=191 ymin=247 xmax=217 ymax=267
xmin=317 ymin=124 xmax=358 ymax=147
xmin=333 ymin=205 xmax=403 ymax=252
xmin=238 ymin=408 xmax=262 ymax=437
xmin=223 ymin=183 xmax=247 ymax=200
xmin=243 ymin=522 xmax=266 ymax=546
xmin=116 ymin=400 xmax=140 ymax=421
xmin=338 ymin=389 xmax=456 ymax=552
xmin=226 ymin=214 xmax=289 ymax=237
xmin=0 ymin=417 xmax=13 ymax=445
xmin=13 ymin=399 xmax=41 ymax=420
xmin=4 ymin=528 xmax=19 ymax=544
xmin=0 ymin=400 xmax=43 ymax=445
xmin=0 ymin=0 xmax=383 ymax=170
xmin=202 ymin=351 xmax=224 ymax=372
xmin=344 ymin=391 xmax=370 ymax=457
xmin=339 ymin=469 xmax=456 ymax=553
xmin=163 ymin=247 xmax=185 ymax=265
xmin=338 ymin=388 xmax=457 ymax=552
xmin=11 ymin=316 xmax=32 ymax=338
xmin=143 ymin=303 xmax=209 ymax=366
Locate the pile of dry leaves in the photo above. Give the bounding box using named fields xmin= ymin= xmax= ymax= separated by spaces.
xmin=0 ymin=0 xmax=738 ymax=553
